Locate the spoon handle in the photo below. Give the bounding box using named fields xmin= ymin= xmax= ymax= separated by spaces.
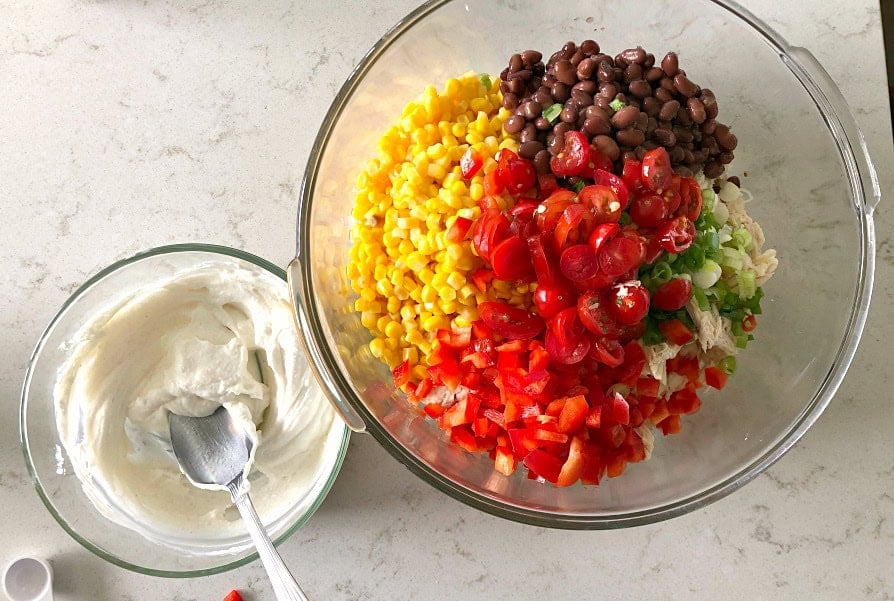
xmin=230 ymin=487 xmax=310 ymax=601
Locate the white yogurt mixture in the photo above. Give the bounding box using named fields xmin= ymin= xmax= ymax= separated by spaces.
xmin=54 ymin=258 xmax=339 ymax=544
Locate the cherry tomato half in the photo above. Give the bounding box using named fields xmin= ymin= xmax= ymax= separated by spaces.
xmin=478 ymin=301 xmax=544 ymax=340
xmin=554 ymin=203 xmax=595 ymax=250
xmin=606 ymin=281 xmax=650 ymax=325
xmin=578 ymin=185 xmax=622 ymax=224
xmin=656 ymin=216 xmax=696 ymax=253
xmin=550 ymin=131 xmax=591 ymax=176
xmin=533 ymin=283 xmax=575 ymax=319
xmin=641 ymin=147 xmax=673 ymax=193
xmin=472 ymin=208 xmax=510 ymax=263
xmin=559 ymin=244 xmax=600 ymax=283
xmin=588 ymin=222 xmax=620 ymax=254
xmin=577 ymin=290 xmax=621 ymax=337
xmin=491 ymin=236 xmax=534 ymax=281
xmin=678 ymin=176 xmax=703 ymax=220
xmin=629 ymin=193 xmax=668 ymax=228
xmin=599 ymin=236 xmax=643 ymax=277
xmin=535 ymin=189 xmax=576 ymax=233
xmin=527 ymin=233 xmax=557 ymax=286
xmin=593 ymin=169 xmax=631 ymax=210
xmin=590 ymin=337 xmax=625 ymax=367
xmin=503 ymin=157 xmax=537 ymax=194
xmin=621 ymin=159 xmax=643 ymax=190
xmin=545 ymin=308 xmax=591 ymax=365
xmin=652 ymin=278 xmax=693 ymax=311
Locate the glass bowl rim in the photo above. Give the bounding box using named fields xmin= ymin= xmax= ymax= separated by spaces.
xmin=20 ymin=243 xmax=351 ymax=577
xmin=293 ymin=0 xmax=876 ymax=528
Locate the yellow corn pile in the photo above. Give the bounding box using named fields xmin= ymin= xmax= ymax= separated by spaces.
xmin=348 ymin=73 xmax=531 ymax=380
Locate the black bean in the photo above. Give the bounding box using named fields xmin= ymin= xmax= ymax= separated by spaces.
xmin=614 ymin=53 xmax=628 ymax=67
xmin=520 ymin=123 xmax=537 ymax=143
xmin=700 ymin=89 xmax=719 ymax=119
xmin=542 ymin=73 xmax=557 ymax=87
xmin=502 ymin=92 xmax=519 ymax=110
xmin=635 ymin=112 xmax=649 ymax=129
xmin=621 ymin=150 xmax=638 ymax=163
xmin=704 ymin=160 xmax=724 ymax=178
xmin=598 ymin=82 xmax=618 ymax=99
xmin=585 ymin=104 xmax=609 ymax=120
xmin=533 ymin=149 xmax=551 ymax=173
xmin=533 ymin=87 xmax=553 ymax=106
xmin=700 ymin=118 xmax=717 ymax=135
xmin=642 ymin=96 xmax=661 ymax=117
xmin=668 ymin=147 xmax=685 ymax=163
xmin=682 ymin=149 xmax=695 ymax=163
xmin=719 ymin=151 xmax=735 ymax=164
xmin=594 ymin=96 xmax=611 ymax=111
xmin=676 ymin=165 xmax=694 ymax=177
xmin=645 ymin=67 xmax=664 ymax=82
xmin=673 ymin=73 xmax=699 ymax=97
xmin=610 ymin=105 xmax=639 ymax=129
xmin=660 ymin=76 xmax=676 ymax=92
xmin=644 ymin=53 xmax=655 ymax=68
xmin=613 ymin=67 xmax=625 ymax=81
xmin=620 ymin=47 xmax=647 ymax=64
xmin=576 ymin=57 xmax=596 ymax=80
xmin=521 ymin=50 xmax=543 ymax=66
xmin=629 ymin=79 xmax=652 ymax=98
xmin=687 ymin=97 xmax=706 ymax=124
xmin=658 ymin=99 xmax=680 ymax=122
xmin=592 ymin=134 xmax=620 ymax=160
xmin=624 ymin=63 xmax=643 ymax=84
xmin=634 ymin=146 xmax=648 ymax=160
xmin=509 ymin=53 xmax=524 ymax=72
xmin=580 ymin=39 xmax=599 ymax=55
xmin=553 ymin=60 xmax=576 ymax=85
xmin=561 ymin=41 xmax=577 ymax=56
xmin=569 ymin=50 xmax=585 ymax=67
xmin=660 ymin=52 xmax=679 ymax=76
xmin=550 ymin=82 xmax=570 ymax=103
xmin=655 ymin=87 xmax=673 ymax=103
xmin=617 ymin=127 xmax=645 ymax=146
xmin=534 ymin=117 xmax=550 ymax=130
xmin=507 ymin=69 xmax=532 ymax=81
xmin=596 ymin=60 xmax=614 ymax=83
xmin=499 ymin=81 xmax=511 ymax=95
xmin=727 ymin=176 xmax=741 ymax=187
xmin=508 ymin=78 xmax=525 ymax=95
xmin=554 ymin=121 xmax=571 ymax=140
xmin=572 ymin=81 xmax=595 ymax=96
xmin=504 ymin=114 xmax=526 ymax=134
xmin=646 ymin=116 xmax=658 ymax=132
xmin=522 ymin=100 xmax=543 ymax=119
xmin=674 ymin=127 xmax=694 ymax=144
xmin=676 ymin=105 xmax=693 ymax=126
xmin=583 ymin=114 xmax=611 ymax=135
xmin=560 ymin=105 xmax=578 ymax=124
xmin=714 ymin=124 xmax=737 ymax=150
xmin=519 ymin=140 xmax=546 ymax=159
xmin=701 ymin=134 xmax=719 ymax=154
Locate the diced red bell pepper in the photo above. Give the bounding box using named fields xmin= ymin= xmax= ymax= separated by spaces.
xmin=610 ymin=393 xmax=630 ymax=426
xmin=494 ymin=445 xmax=517 ymax=476
xmin=523 ymin=449 xmax=564 ymax=483
xmin=556 ymin=435 xmax=586 ymax=487
xmin=557 ymin=394 xmax=588 ymax=433
xmin=450 ymin=425 xmax=479 ymax=452
xmin=605 ymin=455 xmax=627 ymax=478
xmin=460 ymin=148 xmax=483 ymax=179
xmin=579 ymin=441 xmax=605 ymax=485
xmin=658 ymin=414 xmax=682 ymax=435
xmin=447 ymin=216 xmax=473 ymax=243
xmin=391 ymin=360 xmax=410 ymax=388
xmin=704 ymin=365 xmax=729 ymax=390
xmin=667 ymin=388 xmax=701 ymax=415
xmin=423 ymin=402 xmax=445 ymax=418
xmin=659 ymin=318 xmax=695 ymax=345
xmin=636 ymin=377 xmax=660 ymax=397
xmin=224 ymin=591 xmax=244 ymax=601
xmin=429 ymin=357 xmax=461 ymax=390
xmin=585 ymin=405 xmax=603 ymax=429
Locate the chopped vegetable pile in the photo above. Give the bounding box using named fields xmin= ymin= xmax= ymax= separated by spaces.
xmin=348 ymin=60 xmax=776 ymax=487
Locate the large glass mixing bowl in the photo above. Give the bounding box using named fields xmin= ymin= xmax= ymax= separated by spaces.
xmin=288 ymin=0 xmax=879 ymax=528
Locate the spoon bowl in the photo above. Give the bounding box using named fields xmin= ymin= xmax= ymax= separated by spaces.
xmin=168 ymin=406 xmax=310 ymax=601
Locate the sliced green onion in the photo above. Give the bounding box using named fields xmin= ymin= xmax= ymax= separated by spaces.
xmin=730 ymin=227 xmax=753 ymax=251
xmin=701 ymin=188 xmax=716 ymax=211
xmin=479 ymin=73 xmax=492 ymax=89
xmin=542 ymin=102 xmax=562 ymax=124
xmin=683 ymin=244 xmax=706 ymax=271
xmin=693 ymin=287 xmax=710 ymax=311
xmin=643 ymin=316 xmax=666 ymax=345
xmin=737 ymin=270 xmax=757 ymax=300
xmin=730 ymin=318 xmax=744 ymax=336
xmin=572 ymin=180 xmax=586 ymax=193
xmin=719 ymin=247 xmax=745 ymax=272
xmin=651 ymin=262 xmax=674 ymax=285
xmin=718 ymin=355 xmax=737 ymax=375
xmin=609 ymin=98 xmax=626 ymax=111
xmin=691 ymin=259 xmax=721 ymax=289
xmin=735 ymin=334 xmax=749 ymax=349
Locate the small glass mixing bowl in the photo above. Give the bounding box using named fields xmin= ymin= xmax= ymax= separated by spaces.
xmin=21 ymin=244 xmax=350 ymax=576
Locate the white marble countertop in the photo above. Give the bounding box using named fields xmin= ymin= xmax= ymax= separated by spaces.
xmin=2 ymin=1 xmax=892 ymax=599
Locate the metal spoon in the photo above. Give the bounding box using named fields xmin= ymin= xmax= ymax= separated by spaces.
xmin=168 ymin=406 xmax=309 ymax=601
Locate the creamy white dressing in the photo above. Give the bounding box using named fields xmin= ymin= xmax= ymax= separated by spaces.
xmin=54 ymin=260 xmax=338 ymax=543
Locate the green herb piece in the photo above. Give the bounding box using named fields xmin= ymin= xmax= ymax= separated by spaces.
xmin=542 ymin=102 xmax=563 ymax=124
xmin=609 ymin=98 xmax=626 ymax=111
xmin=479 ymin=73 xmax=492 ymax=89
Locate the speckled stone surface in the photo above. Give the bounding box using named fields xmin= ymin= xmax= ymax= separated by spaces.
xmin=1 ymin=1 xmax=892 ymax=599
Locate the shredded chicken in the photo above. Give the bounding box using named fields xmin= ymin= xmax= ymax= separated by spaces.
xmin=686 ymin=297 xmax=739 ymax=356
